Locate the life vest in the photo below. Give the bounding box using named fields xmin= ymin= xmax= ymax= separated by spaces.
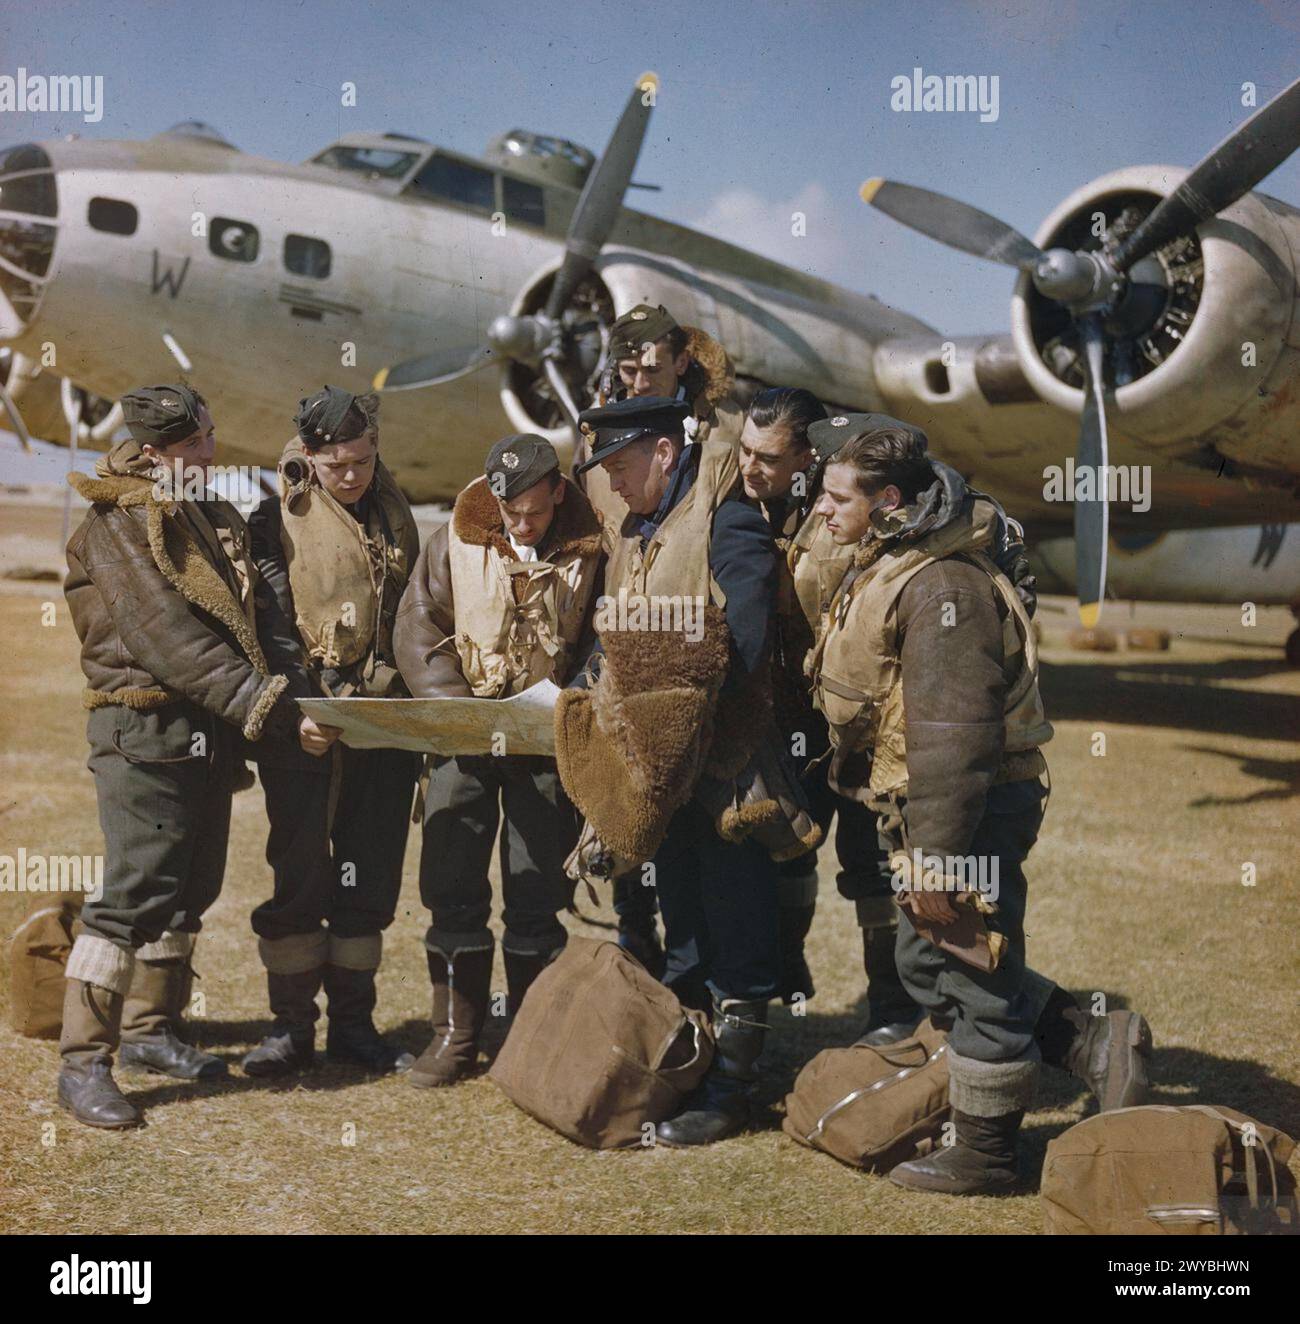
xmin=604 ymin=435 xmax=739 ymax=605
xmin=277 ymin=437 xmax=419 ymax=679
xmin=446 ymin=477 xmax=603 ymax=698
xmin=786 ymin=507 xmax=855 ymax=645
xmin=810 ymin=497 xmax=1052 ymax=803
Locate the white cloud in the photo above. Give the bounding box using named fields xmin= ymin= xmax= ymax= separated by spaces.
xmin=688 ymin=181 xmax=855 ymax=283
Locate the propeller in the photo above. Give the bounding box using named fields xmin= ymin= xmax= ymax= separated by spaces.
xmin=861 ymin=75 xmax=1300 ymax=623
xmin=375 ymin=71 xmax=661 ymax=419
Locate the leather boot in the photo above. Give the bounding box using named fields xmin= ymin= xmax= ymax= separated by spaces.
xmin=243 ymin=971 xmax=322 ymax=1076
xmin=58 ymin=980 xmax=142 ymax=1130
xmin=889 ymin=1109 xmax=1023 ymax=1194
xmin=656 ymin=995 xmax=768 ymax=1146
xmin=324 ymin=939 xmax=415 ymax=1074
xmin=120 ymin=939 xmax=226 ymax=1081
xmin=503 ymin=941 xmax=562 ymax=1017
xmin=856 ymin=920 xmax=922 ymax=1047
xmin=410 ymin=942 xmax=494 ymax=1088
xmin=1037 ymin=987 xmax=1153 ymax=1111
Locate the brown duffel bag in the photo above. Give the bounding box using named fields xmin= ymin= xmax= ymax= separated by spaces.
xmin=783 ymin=1018 xmax=949 ymax=1171
xmin=490 ymin=936 xmax=714 ymax=1149
xmin=7 ymin=899 xmax=79 ymax=1038
xmin=1042 ymin=1104 xmax=1299 ymax=1235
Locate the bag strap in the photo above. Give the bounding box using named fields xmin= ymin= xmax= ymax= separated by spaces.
xmin=653 ymin=1015 xmax=708 ymax=1078
xmin=806 ymin=1043 xmax=947 ymax=1144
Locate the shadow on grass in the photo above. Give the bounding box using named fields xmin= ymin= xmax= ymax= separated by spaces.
xmin=1039 ymin=658 xmax=1299 ymax=742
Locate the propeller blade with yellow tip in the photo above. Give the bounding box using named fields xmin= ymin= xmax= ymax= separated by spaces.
xmin=372 ymin=344 xmax=495 ymax=393
xmin=1074 ymin=313 xmax=1110 ymax=626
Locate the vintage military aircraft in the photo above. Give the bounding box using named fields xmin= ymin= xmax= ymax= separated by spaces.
xmin=1 ymin=72 xmax=1298 ymax=633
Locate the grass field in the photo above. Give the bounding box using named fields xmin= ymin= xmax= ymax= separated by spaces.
xmin=1 ymin=512 xmax=1297 ymax=1234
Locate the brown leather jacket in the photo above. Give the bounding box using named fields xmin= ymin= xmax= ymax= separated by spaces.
xmin=895 ymin=556 xmax=1018 ymax=859
xmin=64 ymin=471 xmax=302 ymax=745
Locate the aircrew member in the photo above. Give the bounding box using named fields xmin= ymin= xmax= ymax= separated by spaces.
xmin=562 ymin=396 xmax=790 ymax=1146
xmin=243 ymin=387 xmax=422 ymax=1077
xmin=807 ymin=417 xmax=1153 ymax=1193
xmin=393 ymin=434 xmax=603 ymax=1087
xmin=739 ymin=388 xmax=921 ymax=1042
xmin=571 ymin=302 xmax=744 ymax=973
xmin=59 ymin=384 xmax=306 ymax=1127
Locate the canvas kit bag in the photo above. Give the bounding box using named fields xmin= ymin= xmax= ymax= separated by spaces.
xmin=490 ymin=936 xmax=714 ymax=1149
xmin=1042 ymin=1104 xmax=1299 ymax=1235
xmin=7 ymin=899 xmax=80 ymax=1038
xmin=782 ymin=1018 xmax=950 ymax=1171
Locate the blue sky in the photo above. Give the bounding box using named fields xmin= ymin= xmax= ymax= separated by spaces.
xmin=2 ymin=0 xmax=1296 ymax=338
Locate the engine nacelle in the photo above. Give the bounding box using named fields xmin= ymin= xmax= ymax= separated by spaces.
xmin=1010 ymin=165 xmax=1300 ymax=478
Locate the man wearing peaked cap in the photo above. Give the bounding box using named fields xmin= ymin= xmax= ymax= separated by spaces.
xmin=553 ymin=389 xmax=819 ymax=1149
xmin=242 ymin=385 xmax=423 ymax=1079
xmin=393 ymin=432 xmax=604 ymax=1088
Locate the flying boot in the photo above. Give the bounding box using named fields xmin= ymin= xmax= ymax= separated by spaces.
xmin=656 ymin=994 xmax=768 ymax=1146
xmin=119 ymin=932 xmax=226 ymax=1080
xmin=57 ymin=935 xmax=141 ymax=1129
xmin=323 ymin=933 xmax=415 ymax=1074
xmin=242 ymin=930 xmax=326 ymax=1077
xmin=409 ymin=937 xmax=495 ymax=1088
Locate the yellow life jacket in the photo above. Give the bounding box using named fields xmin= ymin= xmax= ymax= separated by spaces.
xmin=277 ymin=437 xmax=419 ymax=679
xmin=446 ymin=476 xmax=603 ymax=698
xmin=604 ymin=435 xmax=739 ymax=605
xmin=810 ymin=498 xmax=1052 ymax=803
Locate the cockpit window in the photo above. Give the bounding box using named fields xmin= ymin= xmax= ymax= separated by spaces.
xmin=502 ymin=176 xmax=544 ymax=228
xmin=311 ymin=145 xmax=420 ymax=180
xmin=407 ymin=155 xmax=495 ymax=212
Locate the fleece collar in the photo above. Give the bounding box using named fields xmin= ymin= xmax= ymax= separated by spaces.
xmin=451 ymin=475 xmax=602 ymax=562
xmin=68 ymin=470 xmax=270 ymax=676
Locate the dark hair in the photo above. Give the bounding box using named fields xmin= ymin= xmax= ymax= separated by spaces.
xmin=833 ymin=426 xmax=935 ymax=503
xmin=746 ymin=387 xmax=826 ymax=452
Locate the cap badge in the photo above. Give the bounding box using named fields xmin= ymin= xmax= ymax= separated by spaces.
xmin=630 ymin=310 xmax=647 ymax=320
xmin=502 ymin=450 xmax=520 ymax=469
xmin=831 ymin=416 xmax=849 ymax=426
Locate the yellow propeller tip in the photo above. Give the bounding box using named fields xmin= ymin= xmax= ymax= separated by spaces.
xmin=372 ymin=367 xmax=389 ymax=391
xmin=1078 ymin=602 xmax=1101 ymax=629
xmin=638 ymin=71 xmax=660 ymax=93
xmin=860 ymin=178 xmax=885 ymax=204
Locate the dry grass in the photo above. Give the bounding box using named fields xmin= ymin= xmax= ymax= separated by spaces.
xmin=1 ymin=513 xmax=1297 ymax=1234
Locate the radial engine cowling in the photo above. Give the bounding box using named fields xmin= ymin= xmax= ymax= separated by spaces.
xmin=1010 ymin=165 xmax=1300 ymax=478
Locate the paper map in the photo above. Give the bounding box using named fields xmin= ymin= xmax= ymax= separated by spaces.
xmin=296 ymin=680 xmax=560 ymax=755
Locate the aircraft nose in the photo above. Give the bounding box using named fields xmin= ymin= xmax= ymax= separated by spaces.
xmin=0 ymin=143 xmax=57 ymax=338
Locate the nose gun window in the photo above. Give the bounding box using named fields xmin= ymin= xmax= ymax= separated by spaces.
xmin=88 ymin=197 xmax=138 ymax=236
xmin=209 ymin=217 xmax=260 ymax=263
xmin=0 ymin=170 xmax=56 ymax=218
xmin=284 ymin=234 xmax=331 ymax=279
